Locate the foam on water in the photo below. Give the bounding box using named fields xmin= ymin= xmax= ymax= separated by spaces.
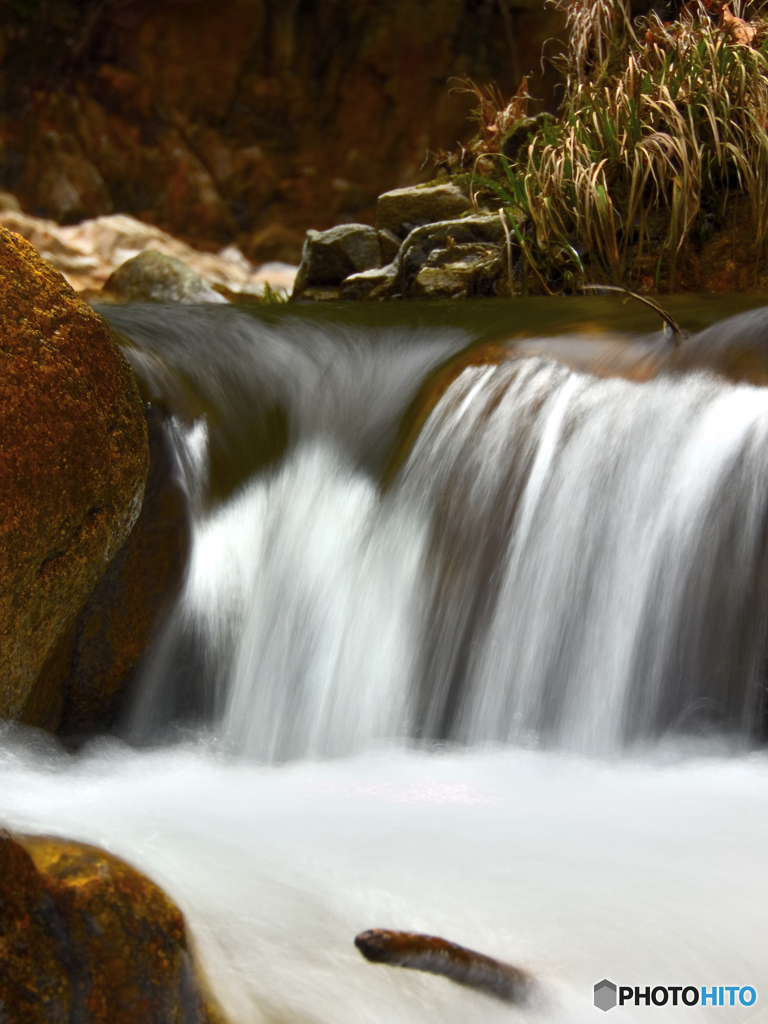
xmin=1 ymin=737 xmax=766 ymax=1023
xmin=5 ymin=307 xmax=768 ymax=1021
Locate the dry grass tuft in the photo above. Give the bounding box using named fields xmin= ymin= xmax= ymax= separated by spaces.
xmin=456 ymin=0 xmax=768 ymax=292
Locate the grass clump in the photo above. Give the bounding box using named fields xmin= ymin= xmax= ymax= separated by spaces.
xmin=446 ymin=0 xmax=768 ymax=293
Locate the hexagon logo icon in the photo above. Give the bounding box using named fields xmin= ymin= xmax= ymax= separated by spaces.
xmin=594 ymin=979 xmax=617 ymax=1011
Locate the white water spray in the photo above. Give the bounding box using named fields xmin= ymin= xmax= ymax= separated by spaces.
xmin=130 ymin=358 xmax=768 ymax=757
xmin=4 ymin=306 xmax=768 ymax=1022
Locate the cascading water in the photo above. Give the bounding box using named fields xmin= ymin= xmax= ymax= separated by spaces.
xmin=129 ymin=350 xmax=768 ymax=759
xmin=2 ymin=305 xmax=768 ymax=1023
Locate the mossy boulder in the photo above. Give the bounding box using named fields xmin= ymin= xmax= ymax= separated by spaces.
xmin=0 ymin=831 xmax=224 ymax=1023
xmin=0 ymin=226 xmax=149 ymax=727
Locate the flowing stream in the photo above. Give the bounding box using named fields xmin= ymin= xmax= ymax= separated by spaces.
xmin=3 ymin=303 xmax=768 ymax=1022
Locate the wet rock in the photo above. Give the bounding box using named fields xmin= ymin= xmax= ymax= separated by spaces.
xmin=411 ymin=242 xmax=505 ymax=298
xmin=0 ymin=227 xmax=148 ymax=727
xmin=0 ymin=831 xmax=70 ymax=1020
xmin=375 ymin=184 xmax=472 ymax=238
xmin=292 ymin=224 xmax=381 ymax=298
xmin=667 ymin=305 xmax=768 ymax=384
xmin=59 ymin=407 xmax=192 ymax=735
xmin=339 ymin=264 xmax=397 ymax=300
xmin=0 ymin=831 xmax=224 ymax=1024
xmin=102 ymin=250 xmax=228 ymax=304
xmin=375 ymin=215 xmax=505 ymax=298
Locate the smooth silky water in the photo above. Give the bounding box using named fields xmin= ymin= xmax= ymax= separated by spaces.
xmin=3 ymin=298 xmax=768 ymax=1022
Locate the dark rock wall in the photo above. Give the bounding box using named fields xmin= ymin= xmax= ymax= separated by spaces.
xmin=0 ymin=0 xmax=564 ymax=261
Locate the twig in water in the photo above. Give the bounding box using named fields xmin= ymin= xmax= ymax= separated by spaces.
xmin=577 ymin=284 xmax=685 ymax=344
xmin=355 ymin=929 xmax=534 ymax=1005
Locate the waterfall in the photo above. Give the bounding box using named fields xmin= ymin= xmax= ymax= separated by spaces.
xmin=5 ymin=305 xmax=768 ymax=1024
xmin=126 ymin=335 xmax=768 ymax=758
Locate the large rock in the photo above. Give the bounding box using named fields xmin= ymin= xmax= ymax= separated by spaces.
xmin=292 ymin=223 xmax=381 ymax=298
xmin=375 ymin=184 xmax=472 ymax=237
xmin=59 ymin=407 xmax=192 ymax=735
xmin=0 ymin=227 xmax=149 ymax=727
xmin=102 ymin=250 xmax=228 ymax=304
xmin=0 ymin=831 xmax=224 ymax=1024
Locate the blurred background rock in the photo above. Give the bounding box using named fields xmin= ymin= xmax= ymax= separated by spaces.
xmin=0 ymin=0 xmax=564 ymax=265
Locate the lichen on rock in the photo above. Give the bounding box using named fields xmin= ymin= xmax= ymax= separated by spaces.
xmin=0 ymin=226 xmax=149 ymax=727
xmin=0 ymin=830 xmax=224 ymax=1024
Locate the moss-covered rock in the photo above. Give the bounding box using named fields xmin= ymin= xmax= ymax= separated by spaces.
xmin=0 ymin=227 xmax=149 ymax=727
xmin=0 ymin=831 xmax=224 ymax=1024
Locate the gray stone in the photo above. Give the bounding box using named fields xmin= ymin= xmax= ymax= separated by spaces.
xmin=378 ymin=228 xmax=402 ymax=264
xmin=393 ymin=215 xmax=506 ymax=297
xmin=412 ymin=266 xmax=474 ymax=299
xmin=103 ymin=250 xmax=228 ymax=304
xmin=292 ymin=223 xmax=381 ymax=298
xmin=411 ymin=242 xmax=506 ymax=299
xmin=340 ymin=264 xmax=398 ymax=300
xmin=375 ymin=184 xmax=471 ymax=237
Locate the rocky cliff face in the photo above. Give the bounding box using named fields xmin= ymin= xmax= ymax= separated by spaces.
xmin=0 ymin=0 xmax=564 ymax=262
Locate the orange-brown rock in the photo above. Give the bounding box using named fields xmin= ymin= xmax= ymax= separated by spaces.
xmin=0 ymin=831 xmax=224 ymax=1024
xmin=0 ymin=226 xmax=148 ymax=727
xmin=0 ymin=831 xmax=71 ymax=1020
xmin=60 ymin=406 xmax=191 ymax=735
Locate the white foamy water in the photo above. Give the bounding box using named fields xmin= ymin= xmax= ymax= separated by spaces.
xmin=130 ymin=360 xmax=768 ymax=757
xmin=5 ymin=323 xmax=768 ymax=1022
xmin=1 ymin=738 xmax=766 ymax=1023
